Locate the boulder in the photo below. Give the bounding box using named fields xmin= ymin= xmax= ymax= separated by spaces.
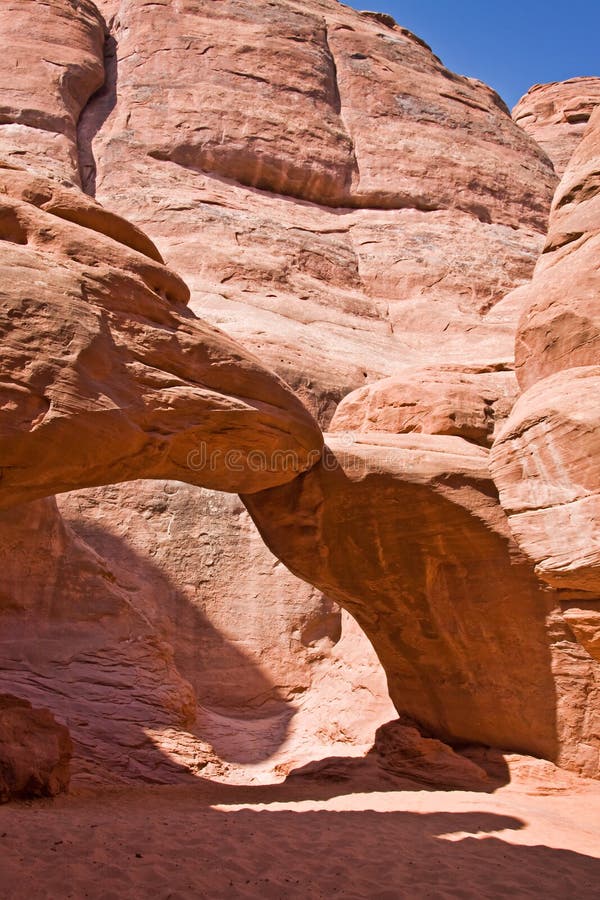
xmin=331 ymin=366 xmax=518 ymax=447
xmin=0 ymin=695 xmax=72 ymax=801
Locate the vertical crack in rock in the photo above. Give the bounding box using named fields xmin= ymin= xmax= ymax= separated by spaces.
xmin=77 ymin=29 xmax=118 ymax=196
xmin=323 ymin=23 xmax=342 ymax=116
xmin=323 ymin=22 xmax=360 ymax=193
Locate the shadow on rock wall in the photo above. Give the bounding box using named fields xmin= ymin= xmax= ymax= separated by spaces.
xmin=0 ymin=496 xmax=296 ymax=782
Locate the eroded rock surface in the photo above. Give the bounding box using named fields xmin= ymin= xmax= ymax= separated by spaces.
xmin=0 ymin=0 xmax=105 ymax=183
xmin=514 ymin=109 xmax=600 ymax=390
xmin=84 ymin=0 xmax=555 ymax=422
xmin=244 ymin=433 xmax=600 ymax=776
xmin=0 ymin=0 xmax=598 ymax=787
xmin=0 ymin=488 xmax=393 ymax=785
xmin=59 ymin=481 xmax=394 ymax=782
xmin=0 ymin=694 xmax=72 ymax=801
xmin=372 ymin=718 xmax=491 ymax=790
xmin=0 ymin=498 xmax=205 ymax=784
xmin=513 ymin=78 xmax=600 ymax=176
xmin=331 ymin=366 xmax=518 ymax=447
xmin=491 ymin=108 xmax=600 ymax=610
xmin=0 ymin=165 xmax=322 ymax=506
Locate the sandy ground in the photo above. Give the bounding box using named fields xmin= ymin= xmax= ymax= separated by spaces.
xmin=0 ymin=755 xmax=599 ymax=900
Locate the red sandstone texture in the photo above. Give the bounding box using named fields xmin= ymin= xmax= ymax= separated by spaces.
xmin=513 ymin=78 xmax=600 ymax=176
xmin=491 ymin=107 xmax=600 ymax=660
xmin=331 ymin=366 xmax=518 ymax=446
xmin=0 ymin=0 xmax=599 ymax=814
xmin=0 ymin=694 xmax=72 ymax=801
xmin=244 ymin=432 xmax=600 ymax=775
xmin=0 ymin=166 xmax=322 ymax=506
xmin=85 ymin=0 xmax=555 ymax=422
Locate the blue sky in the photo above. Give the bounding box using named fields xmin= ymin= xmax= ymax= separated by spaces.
xmin=345 ymin=0 xmax=599 ymax=108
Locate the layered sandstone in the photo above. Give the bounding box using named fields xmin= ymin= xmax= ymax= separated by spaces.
xmin=66 ymin=0 xmax=573 ymax=775
xmin=85 ymin=0 xmax=556 ymax=421
xmin=58 ymin=481 xmax=394 ymax=781
xmin=513 ymin=78 xmax=600 ymax=176
xmin=331 ymin=366 xmax=518 ymax=447
xmin=515 ymin=109 xmax=600 ymax=388
xmin=0 ymin=0 xmax=598 ymax=789
xmin=0 ymin=490 xmax=392 ymax=785
xmin=0 ymin=165 xmax=322 ymax=507
xmin=0 ymin=0 xmax=104 ymax=183
xmin=0 ymin=498 xmax=203 ymax=784
xmin=244 ymin=433 xmax=600 ymax=775
xmin=491 ymin=108 xmax=600 ymax=611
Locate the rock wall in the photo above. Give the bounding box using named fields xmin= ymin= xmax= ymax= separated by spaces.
xmin=0 ymin=491 xmax=392 ymax=785
xmin=0 ymin=0 xmax=105 ymax=182
xmin=0 ymin=0 xmax=599 ymax=784
xmin=86 ymin=0 xmax=555 ymax=420
xmin=0 ymin=0 xmax=389 ymax=784
xmin=244 ymin=431 xmax=600 ymax=776
xmin=491 ymin=107 xmax=600 ymax=667
xmin=513 ymin=78 xmax=600 ymax=176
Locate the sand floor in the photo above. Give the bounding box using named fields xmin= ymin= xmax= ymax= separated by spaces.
xmin=1 ymin=758 xmax=599 ymax=899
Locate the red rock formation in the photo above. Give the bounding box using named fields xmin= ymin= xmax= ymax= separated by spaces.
xmin=0 ymin=165 xmax=322 ymax=506
xmin=331 ymin=366 xmax=518 ymax=447
xmin=57 ymin=481 xmax=394 ymax=779
xmin=0 ymin=488 xmax=392 ymax=784
xmin=515 ymin=110 xmax=600 ymax=389
xmin=491 ymin=108 xmax=600 ymax=616
xmin=0 ymin=0 xmax=598 ymax=787
xmin=244 ymin=433 xmax=600 ymax=776
xmin=0 ymin=694 xmax=72 ymax=801
xmin=0 ymin=0 xmax=104 ymax=183
xmin=0 ymin=498 xmax=206 ymax=784
xmin=57 ymin=0 xmax=574 ymax=778
xmin=0 ymin=0 xmax=321 ymax=506
xmin=513 ymin=78 xmax=600 ymax=176
xmin=85 ymin=0 xmax=555 ymax=420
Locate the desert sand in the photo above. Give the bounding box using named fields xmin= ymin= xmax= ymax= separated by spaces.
xmin=1 ymin=755 xmax=599 ymax=899
xmin=1 ymin=1 xmax=600 ymax=896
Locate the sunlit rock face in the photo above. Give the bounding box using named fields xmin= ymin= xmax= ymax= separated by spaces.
xmin=1 ymin=0 xmax=599 ymax=784
xmin=330 ymin=366 xmax=519 ymax=447
xmin=491 ymin=107 xmax=600 ymax=675
xmin=513 ymin=77 xmax=600 ymax=176
xmin=0 ymin=165 xmax=323 ymax=508
xmin=0 ymin=0 xmax=105 ymax=182
xmin=86 ymin=0 xmax=555 ymax=422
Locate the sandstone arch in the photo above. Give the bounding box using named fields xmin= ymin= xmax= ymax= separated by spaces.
xmin=1 ymin=0 xmax=599 ymax=786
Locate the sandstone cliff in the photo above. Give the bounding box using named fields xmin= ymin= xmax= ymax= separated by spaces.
xmin=0 ymin=0 xmax=599 ymax=789
xmin=491 ymin=105 xmax=600 ymax=667
xmin=513 ymin=78 xmax=600 ymax=176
